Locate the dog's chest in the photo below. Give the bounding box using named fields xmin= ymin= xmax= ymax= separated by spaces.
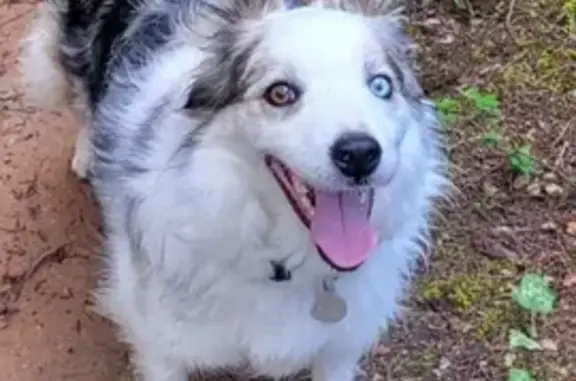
xmin=175 ymin=258 xmax=397 ymax=372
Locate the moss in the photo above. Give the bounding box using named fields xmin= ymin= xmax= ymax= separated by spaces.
xmin=499 ymin=54 xmax=571 ymax=94
xmin=475 ymin=306 xmax=509 ymax=340
xmin=564 ymin=0 xmax=576 ymax=33
xmin=496 ymin=39 xmax=575 ymax=95
xmin=418 ymin=249 xmax=521 ymax=340
xmin=406 ymin=24 xmax=422 ymax=38
xmin=421 ymin=281 xmax=443 ymax=301
xmin=420 ymin=273 xmax=485 ymax=313
xmin=448 ymin=274 xmax=485 ymax=312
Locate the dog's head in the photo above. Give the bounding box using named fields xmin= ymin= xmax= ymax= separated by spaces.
xmin=179 ymin=0 xmax=441 ymax=270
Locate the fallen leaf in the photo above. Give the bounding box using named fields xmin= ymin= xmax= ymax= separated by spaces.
xmin=512 ymin=176 xmax=531 ymax=190
xmin=540 ymin=338 xmax=558 ymax=351
xmin=540 ymin=222 xmax=557 ymax=231
xmin=566 ymin=221 xmax=576 ymax=236
xmin=483 ymin=181 xmax=499 ymax=197
xmin=509 ymin=329 xmax=541 ymax=350
xmin=439 ymin=34 xmax=455 ymax=44
xmin=489 ymin=244 xmax=520 ymax=261
xmin=438 ymin=357 xmax=451 ymax=370
xmin=526 ymin=182 xmax=541 ymax=197
xmin=509 ymin=368 xmax=534 ymax=381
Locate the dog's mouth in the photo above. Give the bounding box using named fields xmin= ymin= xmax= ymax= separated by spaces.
xmin=266 ymin=156 xmax=378 ymax=272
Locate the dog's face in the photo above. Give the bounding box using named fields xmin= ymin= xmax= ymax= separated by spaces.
xmin=184 ymin=1 xmax=437 ymax=270
xmin=245 ymin=10 xmax=410 ymax=188
xmin=188 ymin=4 xmax=425 ymax=189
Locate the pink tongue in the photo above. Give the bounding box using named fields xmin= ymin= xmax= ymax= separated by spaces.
xmin=310 ymin=191 xmax=378 ymax=269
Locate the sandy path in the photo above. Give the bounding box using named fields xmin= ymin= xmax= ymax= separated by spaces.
xmin=0 ymin=3 xmax=130 ymax=380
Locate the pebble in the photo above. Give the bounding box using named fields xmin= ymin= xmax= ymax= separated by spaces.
xmin=544 ymin=183 xmax=564 ymax=196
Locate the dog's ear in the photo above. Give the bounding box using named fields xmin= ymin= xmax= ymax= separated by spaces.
xmin=183 ymin=0 xmax=289 ymax=112
xmin=370 ymin=10 xmax=424 ymax=99
xmin=189 ymin=0 xmax=286 ymax=29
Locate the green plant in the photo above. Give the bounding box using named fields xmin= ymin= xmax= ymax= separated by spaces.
xmin=512 ymin=273 xmax=556 ymax=337
xmin=509 ymin=329 xmax=541 ymax=351
xmin=507 ymin=145 xmax=536 ymax=176
xmin=505 ymin=273 xmax=557 ymax=381
xmin=434 ymin=86 xmax=539 ymax=177
xmin=564 ymin=0 xmax=576 ymax=34
xmin=482 ymin=130 xmax=502 ymax=147
xmin=434 ymin=97 xmax=460 ymax=127
xmin=461 ymin=86 xmax=500 ymax=117
xmin=509 ymin=368 xmax=534 ymax=381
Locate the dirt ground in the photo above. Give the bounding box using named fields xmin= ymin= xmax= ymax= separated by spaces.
xmin=0 ymin=2 xmax=131 ymax=381
xmin=0 ymin=1 xmax=574 ymax=381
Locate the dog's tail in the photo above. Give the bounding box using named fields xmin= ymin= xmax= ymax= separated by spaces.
xmin=19 ymin=0 xmax=69 ymax=109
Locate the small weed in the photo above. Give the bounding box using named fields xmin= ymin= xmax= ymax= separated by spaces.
xmin=564 ymin=0 xmax=576 ymax=33
xmin=509 ymin=329 xmax=541 ymax=351
xmin=434 ymin=87 xmax=539 ymax=177
xmin=434 ymin=97 xmax=460 ymax=128
xmin=509 ymin=368 xmax=535 ymax=381
xmin=512 ymin=274 xmax=556 ymax=316
xmin=461 ymin=86 xmax=500 ymax=118
xmin=507 ymin=145 xmax=537 ymax=176
xmin=505 ymin=273 xmax=557 ymax=381
xmin=482 ymin=130 xmax=502 ymax=147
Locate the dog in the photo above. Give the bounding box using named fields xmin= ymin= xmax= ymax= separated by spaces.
xmin=20 ymin=0 xmax=449 ymax=380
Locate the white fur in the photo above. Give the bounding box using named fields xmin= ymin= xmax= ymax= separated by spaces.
xmin=20 ymin=0 xmax=94 ymax=178
xmin=19 ymin=1 xmax=68 ymax=108
xmin=20 ymin=2 xmax=449 ymax=381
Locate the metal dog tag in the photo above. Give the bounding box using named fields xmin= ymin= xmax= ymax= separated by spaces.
xmin=311 ymin=277 xmax=347 ymax=324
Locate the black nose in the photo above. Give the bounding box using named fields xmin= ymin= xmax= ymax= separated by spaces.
xmin=330 ymin=133 xmax=382 ymax=180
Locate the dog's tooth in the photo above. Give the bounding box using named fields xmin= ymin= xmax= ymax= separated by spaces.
xmin=300 ymin=193 xmax=311 ymax=210
xmin=359 ymin=190 xmax=368 ymax=205
xmin=294 ymin=178 xmax=308 ymax=196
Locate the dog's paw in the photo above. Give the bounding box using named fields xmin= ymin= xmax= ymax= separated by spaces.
xmin=71 ymin=149 xmax=92 ymax=179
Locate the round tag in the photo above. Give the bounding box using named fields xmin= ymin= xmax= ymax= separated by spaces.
xmin=310 ymin=290 xmax=347 ymax=324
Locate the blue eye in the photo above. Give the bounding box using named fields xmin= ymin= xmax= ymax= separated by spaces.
xmin=368 ymin=74 xmax=393 ymax=99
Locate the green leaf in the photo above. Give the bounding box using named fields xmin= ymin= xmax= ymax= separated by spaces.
xmin=509 ymin=368 xmax=534 ymax=381
xmin=512 ymin=273 xmax=556 ymax=314
xmin=507 ymin=145 xmax=536 ymax=176
xmin=434 ymin=97 xmax=460 ymax=127
xmin=482 ymin=130 xmax=502 ymax=147
xmin=461 ymin=86 xmax=500 ymax=116
xmin=509 ymin=329 xmax=542 ymax=350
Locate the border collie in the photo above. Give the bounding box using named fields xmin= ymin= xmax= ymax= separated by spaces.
xmin=20 ymin=0 xmax=449 ymax=380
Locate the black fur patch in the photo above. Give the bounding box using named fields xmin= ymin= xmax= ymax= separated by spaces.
xmin=184 ymin=42 xmax=257 ymax=111
xmin=116 ymin=11 xmax=173 ymax=70
xmin=59 ymin=0 xmax=174 ymax=107
xmin=89 ymin=0 xmax=134 ymax=103
xmin=183 ymin=1 xmax=265 ymax=111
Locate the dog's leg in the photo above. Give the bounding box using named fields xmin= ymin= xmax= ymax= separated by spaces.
xmin=71 ymin=124 xmax=93 ymax=179
xmin=311 ymin=346 xmax=363 ymax=381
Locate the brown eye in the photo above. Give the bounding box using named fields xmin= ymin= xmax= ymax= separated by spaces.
xmin=263 ymin=82 xmax=300 ymax=107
